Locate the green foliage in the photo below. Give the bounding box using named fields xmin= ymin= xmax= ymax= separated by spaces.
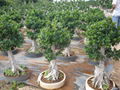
xmin=86 ymin=0 xmax=99 ymax=7
xmin=44 ymin=70 xmax=49 ymax=76
xmin=0 ymin=14 xmax=24 ymax=51
xmin=25 ymin=9 xmax=45 ymax=40
xmin=85 ymin=0 xmax=112 ymax=9
xmin=78 ymin=8 xmax=105 ymax=31
xmin=7 ymin=9 xmax=22 ymax=24
xmin=4 ymin=65 xmax=27 ymax=76
xmin=4 ymin=69 xmax=18 ymax=76
xmin=10 ymin=81 xmax=26 ymax=90
xmin=18 ymin=0 xmax=38 ymax=4
xmin=102 ymin=84 xmax=109 ymax=90
xmin=96 ymin=0 xmax=112 ymax=9
xmin=0 ymin=0 xmax=8 ymax=6
xmin=52 ymin=0 xmax=89 ymax=12
xmin=37 ymin=20 xmax=71 ymax=61
xmin=47 ymin=9 xmax=80 ymax=35
xmin=0 ymin=8 xmax=22 ymax=26
xmin=10 ymin=81 xmax=18 ymax=90
xmin=0 ymin=0 xmax=17 ymax=7
xmin=19 ymin=65 xmax=27 ymax=70
xmin=85 ymin=18 xmax=120 ymax=61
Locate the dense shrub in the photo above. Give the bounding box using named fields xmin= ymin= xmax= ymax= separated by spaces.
xmin=25 ymin=9 xmax=45 ymax=40
xmin=78 ymin=8 xmax=105 ymax=31
xmin=96 ymin=0 xmax=112 ymax=9
xmin=85 ymin=18 xmax=120 ymax=60
xmin=0 ymin=14 xmax=23 ymax=51
xmin=47 ymin=9 xmax=81 ymax=38
xmin=0 ymin=0 xmax=7 ymax=6
xmin=37 ymin=20 xmax=71 ymax=61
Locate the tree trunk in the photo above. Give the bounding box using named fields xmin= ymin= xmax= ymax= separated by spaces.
xmin=45 ymin=60 xmax=59 ymax=81
xmin=37 ymin=60 xmax=59 ymax=82
xmin=7 ymin=50 xmax=16 ymax=73
xmin=92 ymin=47 xmax=111 ymax=89
xmin=30 ymin=40 xmax=37 ymax=52
xmin=62 ymin=47 xmax=71 ymax=57
xmin=84 ymin=37 xmax=89 ymax=45
xmin=93 ymin=61 xmax=110 ymax=89
xmin=93 ymin=61 xmax=105 ymax=89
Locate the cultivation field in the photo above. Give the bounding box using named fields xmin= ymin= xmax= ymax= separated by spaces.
xmin=0 ymin=0 xmax=120 ymax=90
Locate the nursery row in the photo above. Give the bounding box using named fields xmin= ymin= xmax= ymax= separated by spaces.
xmin=0 ymin=0 xmax=120 ymax=90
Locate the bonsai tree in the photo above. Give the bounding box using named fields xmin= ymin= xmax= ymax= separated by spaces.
xmin=0 ymin=14 xmax=24 ymax=73
xmin=37 ymin=20 xmax=71 ymax=82
xmin=85 ymin=18 xmax=120 ymax=89
xmin=25 ymin=9 xmax=45 ymax=53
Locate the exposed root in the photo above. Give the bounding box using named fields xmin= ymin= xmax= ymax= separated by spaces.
xmin=92 ymin=61 xmax=105 ymax=89
xmin=92 ymin=61 xmax=111 ymax=89
xmin=45 ymin=60 xmax=59 ymax=81
xmin=37 ymin=60 xmax=59 ymax=83
xmin=7 ymin=50 xmax=24 ymax=73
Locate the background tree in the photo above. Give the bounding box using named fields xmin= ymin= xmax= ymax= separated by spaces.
xmin=78 ymin=8 xmax=105 ymax=31
xmin=96 ymin=0 xmax=112 ymax=9
xmin=0 ymin=0 xmax=7 ymax=7
xmin=25 ymin=8 xmax=45 ymax=53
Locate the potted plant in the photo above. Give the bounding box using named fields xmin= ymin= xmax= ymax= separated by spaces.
xmin=37 ymin=20 xmax=71 ymax=89
xmin=25 ymin=8 xmax=45 ymax=57
xmin=0 ymin=14 xmax=30 ymax=81
xmin=85 ymin=18 xmax=120 ymax=90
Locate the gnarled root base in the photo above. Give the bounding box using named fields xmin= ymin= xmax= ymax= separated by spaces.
xmin=37 ymin=60 xmax=59 ymax=83
xmin=62 ymin=47 xmax=71 ymax=57
xmin=7 ymin=50 xmax=24 ymax=73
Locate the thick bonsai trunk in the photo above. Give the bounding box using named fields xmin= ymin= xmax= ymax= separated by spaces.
xmin=93 ymin=61 xmax=105 ymax=89
xmin=92 ymin=47 xmax=111 ymax=89
xmin=45 ymin=60 xmax=59 ymax=81
xmin=84 ymin=37 xmax=89 ymax=45
xmin=29 ymin=40 xmax=37 ymax=52
xmin=37 ymin=60 xmax=59 ymax=83
xmin=7 ymin=50 xmax=16 ymax=73
xmin=62 ymin=47 xmax=71 ymax=57
xmin=7 ymin=50 xmax=24 ymax=73
xmin=93 ymin=61 xmax=110 ymax=89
